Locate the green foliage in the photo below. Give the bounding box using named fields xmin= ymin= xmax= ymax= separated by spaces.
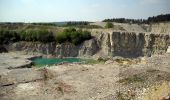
xmin=56 ymin=21 xmax=102 ymax=29
xmin=81 ymin=59 xmax=102 ymax=65
xmin=56 ymin=28 xmax=91 ymax=45
xmin=0 ymin=28 xmax=91 ymax=45
xmin=66 ymin=21 xmax=89 ymax=26
xmin=105 ymin=22 xmax=113 ymax=28
xmin=116 ymin=91 xmax=135 ymax=100
xmin=97 ymin=57 xmax=109 ymax=62
xmin=0 ymin=30 xmax=19 ymax=44
xmin=20 ymin=29 xmax=55 ymax=43
xmin=73 ymin=25 xmax=103 ymax=29
xmin=55 ymin=32 xmax=68 ymax=43
xmin=0 ymin=29 xmax=55 ymax=43
xmin=118 ymin=75 xmax=144 ymax=85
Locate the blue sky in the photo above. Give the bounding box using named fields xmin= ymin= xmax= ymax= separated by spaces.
xmin=0 ymin=0 xmax=170 ymax=22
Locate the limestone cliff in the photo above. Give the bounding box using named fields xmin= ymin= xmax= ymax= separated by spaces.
xmin=4 ymin=31 xmax=170 ymax=58
xmin=150 ymin=22 xmax=170 ymax=33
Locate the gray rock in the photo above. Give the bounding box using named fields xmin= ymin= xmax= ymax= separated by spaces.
xmin=0 ymin=56 xmax=32 ymax=69
xmin=0 ymin=68 xmax=44 ymax=86
xmin=79 ymin=38 xmax=99 ymax=56
xmin=4 ymin=31 xmax=170 ymax=58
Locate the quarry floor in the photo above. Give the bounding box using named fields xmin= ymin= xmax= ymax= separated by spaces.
xmin=0 ymin=52 xmax=170 ymax=100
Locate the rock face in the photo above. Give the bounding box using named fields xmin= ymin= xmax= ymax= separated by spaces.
xmin=3 ymin=31 xmax=170 ymax=58
xmin=111 ymin=32 xmax=145 ymax=57
xmin=0 ymin=53 xmax=33 ymax=69
xmin=111 ymin=32 xmax=169 ymax=57
xmin=55 ymin=43 xmax=78 ymax=57
xmin=167 ymin=46 xmax=170 ymax=53
xmin=150 ymin=22 xmax=170 ymax=33
xmin=79 ymin=38 xmax=99 ymax=57
xmin=0 ymin=52 xmax=44 ymax=86
xmin=0 ymin=68 xmax=44 ymax=86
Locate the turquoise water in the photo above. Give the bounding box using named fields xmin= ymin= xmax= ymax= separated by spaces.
xmin=33 ymin=58 xmax=82 ymax=66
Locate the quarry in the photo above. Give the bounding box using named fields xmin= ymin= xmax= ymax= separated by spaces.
xmin=0 ymin=20 xmax=170 ymax=100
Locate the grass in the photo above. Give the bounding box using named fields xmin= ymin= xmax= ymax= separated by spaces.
xmin=81 ymin=58 xmax=106 ymax=65
xmin=118 ymin=75 xmax=144 ymax=85
xmin=116 ymin=91 xmax=135 ymax=100
xmin=115 ymin=58 xmax=140 ymax=66
xmin=146 ymin=69 xmax=158 ymax=73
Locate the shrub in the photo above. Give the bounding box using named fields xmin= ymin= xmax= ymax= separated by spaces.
xmin=20 ymin=29 xmax=55 ymax=43
xmin=0 ymin=30 xmax=20 ymax=44
xmin=55 ymin=28 xmax=92 ymax=45
xmin=0 ymin=28 xmax=91 ymax=45
xmin=0 ymin=29 xmax=56 ymax=43
xmin=105 ymin=22 xmax=113 ymax=28
xmin=55 ymin=32 xmax=68 ymax=43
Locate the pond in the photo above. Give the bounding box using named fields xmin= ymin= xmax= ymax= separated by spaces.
xmin=32 ymin=57 xmax=82 ymax=66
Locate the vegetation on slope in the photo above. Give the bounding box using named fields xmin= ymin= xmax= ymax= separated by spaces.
xmin=0 ymin=28 xmax=92 ymax=45
xmin=105 ymin=22 xmax=114 ymax=28
xmin=56 ymin=28 xmax=91 ymax=45
xmin=19 ymin=29 xmax=55 ymax=42
xmin=0 ymin=30 xmax=19 ymax=44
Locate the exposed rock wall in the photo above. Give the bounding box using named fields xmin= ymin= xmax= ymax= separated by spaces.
xmin=6 ymin=42 xmax=78 ymax=57
xmin=78 ymin=39 xmax=99 ymax=57
xmin=150 ymin=22 xmax=170 ymax=33
xmin=4 ymin=31 xmax=170 ymax=58
xmin=55 ymin=43 xmax=78 ymax=57
xmin=111 ymin=32 xmax=145 ymax=57
xmin=111 ymin=32 xmax=169 ymax=57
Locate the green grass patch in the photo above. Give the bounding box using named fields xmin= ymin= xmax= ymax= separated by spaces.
xmin=81 ymin=59 xmax=105 ymax=65
xmin=146 ymin=69 xmax=158 ymax=73
xmin=116 ymin=91 xmax=135 ymax=100
xmin=118 ymin=75 xmax=144 ymax=85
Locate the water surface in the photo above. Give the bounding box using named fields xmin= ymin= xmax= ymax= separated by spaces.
xmin=33 ymin=57 xmax=82 ymax=66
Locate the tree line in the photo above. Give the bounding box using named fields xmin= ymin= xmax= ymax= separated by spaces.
xmin=103 ymin=14 xmax=170 ymax=24
xmin=0 ymin=28 xmax=92 ymax=45
xmin=66 ymin=21 xmax=89 ymax=26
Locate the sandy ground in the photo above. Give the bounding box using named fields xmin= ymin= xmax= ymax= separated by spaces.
xmin=0 ymin=53 xmax=170 ymax=100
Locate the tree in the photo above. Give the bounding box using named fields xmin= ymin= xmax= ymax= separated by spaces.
xmin=105 ymin=22 xmax=113 ymax=28
xmin=55 ymin=28 xmax=92 ymax=45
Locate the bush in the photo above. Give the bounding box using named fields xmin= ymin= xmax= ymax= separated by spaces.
xmin=56 ymin=28 xmax=91 ymax=45
xmin=0 ymin=29 xmax=55 ymax=43
xmin=0 ymin=30 xmax=20 ymax=44
xmin=105 ymin=22 xmax=113 ymax=28
xmin=20 ymin=29 xmax=55 ymax=43
xmin=0 ymin=28 xmax=91 ymax=45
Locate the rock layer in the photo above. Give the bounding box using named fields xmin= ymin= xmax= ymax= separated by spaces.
xmin=4 ymin=31 xmax=170 ymax=58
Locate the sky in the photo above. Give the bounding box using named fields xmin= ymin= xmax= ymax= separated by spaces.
xmin=0 ymin=0 xmax=170 ymax=22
